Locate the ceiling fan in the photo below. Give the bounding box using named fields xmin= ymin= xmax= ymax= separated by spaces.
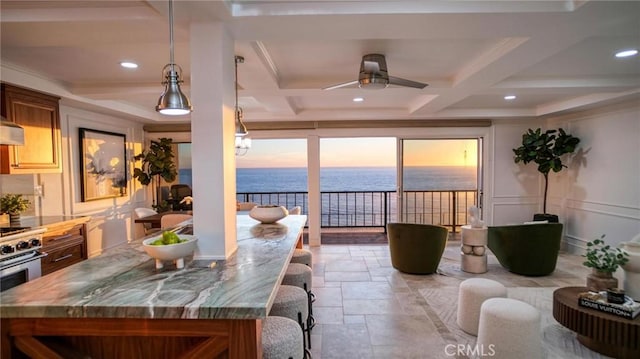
xmin=323 ymin=53 xmax=428 ymax=90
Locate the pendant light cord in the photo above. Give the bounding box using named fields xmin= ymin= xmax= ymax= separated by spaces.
xmin=169 ymin=0 xmax=175 ymax=70
xmin=235 ymin=56 xmax=239 ymax=116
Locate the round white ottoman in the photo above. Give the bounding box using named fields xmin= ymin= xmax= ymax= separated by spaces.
xmin=476 ymin=298 xmax=542 ymax=359
xmin=456 ymin=278 xmax=507 ymax=335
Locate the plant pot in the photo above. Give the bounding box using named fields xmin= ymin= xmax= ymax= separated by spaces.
xmin=8 ymin=213 xmax=21 ymax=224
xmin=586 ymin=269 xmax=618 ymax=292
xmin=533 ymin=213 xmax=558 ymax=223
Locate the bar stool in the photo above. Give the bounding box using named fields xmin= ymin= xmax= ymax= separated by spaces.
xmin=270 ymin=285 xmax=313 ymax=356
xmin=291 ymin=248 xmax=312 ymax=268
xmin=282 ymin=263 xmax=315 ymax=346
xmin=262 ymin=316 xmax=304 ymax=359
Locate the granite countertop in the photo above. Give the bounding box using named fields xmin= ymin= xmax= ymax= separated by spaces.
xmin=0 ymin=215 xmax=90 ymax=230
xmin=0 ymin=215 xmax=307 ymax=320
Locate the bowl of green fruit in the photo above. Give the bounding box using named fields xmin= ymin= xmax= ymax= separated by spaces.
xmin=142 ymin=231 xmax=197 ymax=270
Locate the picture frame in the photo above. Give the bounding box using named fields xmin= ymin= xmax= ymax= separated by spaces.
xmin=79 ymin=128 xmax=127 ymax=202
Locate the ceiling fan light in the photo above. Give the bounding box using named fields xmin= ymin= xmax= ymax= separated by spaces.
xmin=359 ymin=77 xmax=389 ymax=89
xmin=156 ymin=67 xmax=193 ymax=115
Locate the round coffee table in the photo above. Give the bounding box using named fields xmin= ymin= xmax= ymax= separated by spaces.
xmin=553 ymin=286 xmax=640 ymax=359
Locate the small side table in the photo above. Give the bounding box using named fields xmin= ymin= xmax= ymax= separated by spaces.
xmin=460 ymin=225 xmax=487 ymax=273
xmin=553 ymin=286 xmax=640 ymax=359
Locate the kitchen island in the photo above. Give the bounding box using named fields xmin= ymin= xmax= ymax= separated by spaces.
xmin=0 ymin=214 xmax=307 ymax=358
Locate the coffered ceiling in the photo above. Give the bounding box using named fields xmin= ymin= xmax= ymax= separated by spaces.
xmin=1 ymin=0 xmax=639 ymax=124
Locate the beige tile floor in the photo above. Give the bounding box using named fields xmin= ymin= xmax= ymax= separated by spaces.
xmin=304 ymin=241 xmax=611 ymax=359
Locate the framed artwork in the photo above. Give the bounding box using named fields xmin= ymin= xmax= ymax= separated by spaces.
xmin=79 ymin=128 xmax=127 ymax=202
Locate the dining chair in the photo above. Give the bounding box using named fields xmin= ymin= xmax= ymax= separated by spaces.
xmin=161 ymin=214 xmax=193 ymax=229
xmin=237 ymin=202 xmax=258 ymax=211
xmin=134 ymin=207 xmax=160 ymax=237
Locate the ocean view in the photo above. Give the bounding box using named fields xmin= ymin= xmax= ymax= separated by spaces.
xmin=179 ymin=166 xmax=477 ymax=192
xmin=178 ymin=166 xmax=478 ymax=228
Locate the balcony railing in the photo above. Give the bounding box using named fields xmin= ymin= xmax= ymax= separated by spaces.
xmin=237 ymin=190 xmax=477 ymax=232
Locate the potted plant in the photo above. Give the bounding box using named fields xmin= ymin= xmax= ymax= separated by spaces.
xmin=583 ymin=235 xmax=629 ymax=291
xmin=0 ymin=193 xmax=30 ymax=223
xmin=513 ymin=127 xmax=580 ymax=222
xmin=132 ymin=138 xmax=177 ymax=212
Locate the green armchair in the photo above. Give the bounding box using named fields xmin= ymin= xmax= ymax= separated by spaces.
xmin=387 ymin=223 xmax=449 ymax=274
xmin=487 ymin=223 xmax=563 ymax=276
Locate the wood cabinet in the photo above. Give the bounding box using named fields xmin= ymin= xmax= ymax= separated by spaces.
xmin=0 ymin=83 xmax=62 ymax=174
xmin=41 ymin=223 xmax=87 ymax=276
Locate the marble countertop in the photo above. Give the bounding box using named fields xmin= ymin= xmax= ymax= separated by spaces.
xmin=0 ymin=215 xmax=307 ymax=320
xmin=0 ymin=215 xmax=90 ymax=230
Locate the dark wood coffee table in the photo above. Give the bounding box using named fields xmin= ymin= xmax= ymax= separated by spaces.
xmin=553 ymin=286 xmax=640 ymax=359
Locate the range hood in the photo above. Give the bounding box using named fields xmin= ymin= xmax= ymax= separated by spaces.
xmin=0 ymin=117 xmax=25 ymax=145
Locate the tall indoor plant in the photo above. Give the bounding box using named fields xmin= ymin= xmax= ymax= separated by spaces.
xmin=513 ymin=127 xmax=580 ymax=222
xmin=133 ymin=138 xmax=177 ymax=212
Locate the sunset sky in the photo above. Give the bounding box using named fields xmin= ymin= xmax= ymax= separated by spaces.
xmin=233 ymin=138 xmax=478 ymax=168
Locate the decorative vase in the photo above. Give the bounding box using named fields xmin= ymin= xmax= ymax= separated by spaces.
xmin=586 ymin=269 xmax=618 ymax=292
xmin=621 ymin=241 xmax=640 ymax=300
xmin=249 ymin=205 xmax=288 ymax=224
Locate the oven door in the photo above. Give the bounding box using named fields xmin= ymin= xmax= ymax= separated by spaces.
xmin=0 ymin=252 xmax=47 ymax=292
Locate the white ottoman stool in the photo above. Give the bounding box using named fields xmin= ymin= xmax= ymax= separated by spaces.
xmin=456 ymin=278 xmax=507 ymax=335
xmin=476 ymin=298 xmax=542 ymax=359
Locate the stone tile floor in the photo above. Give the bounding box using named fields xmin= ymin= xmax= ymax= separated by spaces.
xmin=304 ymin=242 xmax=611 ymax=359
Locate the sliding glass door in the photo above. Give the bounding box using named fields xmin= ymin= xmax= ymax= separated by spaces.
xmin=397 ymin=138 xmax=482 ymax=232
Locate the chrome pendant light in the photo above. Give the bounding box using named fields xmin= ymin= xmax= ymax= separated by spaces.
xmin=156 ymin=0 xmax=192 ymax=115
xmin=234 ymin=55 xmax=248 ymax=137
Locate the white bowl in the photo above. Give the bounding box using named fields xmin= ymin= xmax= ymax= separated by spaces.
xmin=249 ymin=205 xmax=289 ymax=224
xmin=142 ymin=234 xmax=197 ymax=269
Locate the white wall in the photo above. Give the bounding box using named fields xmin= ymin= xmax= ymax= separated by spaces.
xmin=57 ymin=105 xmax=147 ymax=257
xmin=548 ymin=100 xmax=640 ymax=254
xmin=488 ymin=99 xmax=640 ymax=254
xmin=489 ymin=120 xmax=544 ymax=225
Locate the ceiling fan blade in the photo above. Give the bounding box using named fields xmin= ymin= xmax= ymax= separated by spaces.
xmin=322 ymin=80 xmax=360 ymax=90
xmin=388 ymin=76 xmax=428 ymax=89
xmin=363 ymin=60 xmax=380 ymax=74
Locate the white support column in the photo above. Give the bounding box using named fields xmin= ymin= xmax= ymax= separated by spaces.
xmin=307 ymin=135 xmax=321 ymax=246
xmin=190 ymin=22 xmax=237 ymax=259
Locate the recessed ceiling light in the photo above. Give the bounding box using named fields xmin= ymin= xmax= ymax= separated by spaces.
xmin=353 ymin=97 xmax=364 ymax=102
xmin=615 ymin=49 xmax=638 ymax=58
xmin=504 ymin=95 xmax=516 ymax=100
xmin=120 ymin=61 xmax=138 ymax=69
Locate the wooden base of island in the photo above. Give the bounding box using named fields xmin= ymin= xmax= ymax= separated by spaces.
xmin=1 ymin=317 xmax=262 ymax=358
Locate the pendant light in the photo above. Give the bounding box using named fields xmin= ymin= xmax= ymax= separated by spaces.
xmin=234 ymin=55 xmax=249 ymax=137
xmin=156 ymin=0 xmax=193 ymax=115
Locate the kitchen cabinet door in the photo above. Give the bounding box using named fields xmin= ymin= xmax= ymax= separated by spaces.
xmin=0 ymin=83 xmax=62 ymax=174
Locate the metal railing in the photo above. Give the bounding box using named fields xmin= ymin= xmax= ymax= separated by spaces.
xmin=238 ymin=190 xmax=477 ymax=232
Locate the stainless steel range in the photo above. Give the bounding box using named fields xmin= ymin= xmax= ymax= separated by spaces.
xmin=0 ymin=226 xmax=47 ymax=292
